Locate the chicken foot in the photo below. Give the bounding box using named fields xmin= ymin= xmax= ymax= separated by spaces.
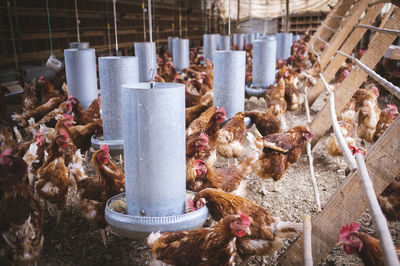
xmin=100 ymin=229 xmax=107 ymax=248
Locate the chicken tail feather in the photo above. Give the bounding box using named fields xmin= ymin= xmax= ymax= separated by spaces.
xmin=147 ymin=232 xmax=162 ymax=248
xmin=272 ymin=220 xmax=303 ymax=238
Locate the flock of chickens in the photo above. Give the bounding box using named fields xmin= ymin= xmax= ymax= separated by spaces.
xmin=1 ymin=29 xmax=399 ymax=265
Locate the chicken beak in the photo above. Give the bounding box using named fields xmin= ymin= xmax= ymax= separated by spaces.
xmin=244 ymin=227 xmax=251 ymax=236
xmin=335 ymin=240 xmax=343 ymax=247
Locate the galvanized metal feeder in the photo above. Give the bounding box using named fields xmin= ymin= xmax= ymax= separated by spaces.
xmin=233 ymin=33 xmax=245 ymax=50
xmin=246 ymin=35 xmax=277 ymax=97
xmin=172 ymin=38 xmax=189 ymax=71
xmin=218 ymin=35 xmax=231 ymax=51
xmin=91 ymin=56 xmax=139 ymax=153
xmin=70 ymin=42 xmax=90 ymax=49
xmin=105 ymin=82 xmax=209 ymax=240
xmin=134 ymin=42 xmax=157 ymax=82
xmin=203 ymin=34 xmax=218 ymax=62
xmin=214 ymin=50 xmax=246 ymax=119
xmin=246 ymin=33 xmax=255 ymax=45
xmin=276 ymin=32 xmax=293 ymax=60
xmin=64 ymin=48 xmax=98 ymax=109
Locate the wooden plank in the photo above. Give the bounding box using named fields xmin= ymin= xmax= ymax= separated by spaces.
xmin=309 ymin=0 xmax=349 ymax=47
xmin=310 ymin=8 xmax=400 ymax=148
xmin=307 ymin=4 xmax=386 ymax=105
xmin=313 ymin=1 xmax=353 ymax=50
xmin=318 ymin=0 xmax=370 ymax=69
xmin=370 ymin=5 xmax=396 ymax=45
xmin=279 ymin=117 xmax=400 ymax=265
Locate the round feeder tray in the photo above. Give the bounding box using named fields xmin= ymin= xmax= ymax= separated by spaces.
xmin=105 ymin=192 xmax=209 ymax=240
xmin=245 ymin=84 xmax=267 ymax=97
xmin=91 ymin=135 xmax=123 ymax=154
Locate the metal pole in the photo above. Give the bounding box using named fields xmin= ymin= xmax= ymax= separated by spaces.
xmin=237 ymin=0 xmax=240 ymax=31
xmin=113 ymin=0 xmax=118 ymax=53
xmin=285 ymin=0 xmax=289 ymax=33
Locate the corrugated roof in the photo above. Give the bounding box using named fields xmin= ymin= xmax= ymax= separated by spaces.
xmin=218 ymin=0 xmax=339 ymax=19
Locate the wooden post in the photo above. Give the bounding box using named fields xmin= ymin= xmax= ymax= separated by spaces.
xmin=310 ymin=7 xmax=400 ymax=148
xmin=310 ymin=0 xmax=351 ymax=49
xmin=279 ymin=117 xmax=400 ymax=265
xmin=318 ymin=0 xmax=370 ymax=69
xmin=307 ymin=4 xmax=386 ymax=105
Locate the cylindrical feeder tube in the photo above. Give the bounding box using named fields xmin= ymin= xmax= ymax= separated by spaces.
xmin=256 ymin=32 xmax=264 ymax=40
xmin=276 ymin=33 xmax=283 ymax=60
xmin=172 ymin=38 xmax=189 ymax=71
xmin=98 ymin=56 xmax=139 ymax=141
xmin=218 ymin=35 xmax=231 ymax=50
xmin=203 ymin=34 xmax=218 ymax=62
xmin=64 ymin=48 xmax=98 ymax=109
xmin=252 ymin=36 xmax=277 ymax=87
xmin=70 ymin=42 xmax=90 ymax=49
xmin=233 ymin=33 xmax=245 ymax=50
xmin=213 ymin=51 xmax=246 ymax=119
xmin=168 ymin=37 xmax=174 ymax=53
xmin=134 ymin=42 xmax=157 ymax=82
xmin=282 ymin=32 xmax=293 ymax=59
xmin=276 ymin=32 xmax=293 ymax=60
xmin=122 ymin=82 xmax=186 ymax=217
xmin=246 ymin=33 xmax=255 ymax=45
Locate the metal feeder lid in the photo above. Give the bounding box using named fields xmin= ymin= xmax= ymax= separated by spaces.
xmin=245 ymin=84 xmax=268 ymax=97
xmin=105 ymin=192 xmax=209 ymax=240
xmin=255 ymin=34 xmax=276 ymax=41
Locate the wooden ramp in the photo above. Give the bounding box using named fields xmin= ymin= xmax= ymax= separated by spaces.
xmin=309 ymin=0 xmax=353 ymax=51
xmin=279 ymin=116 xmax=400 ymax=265
xmin=307 ymin=5 xmax=396 ymax=105
xmin=310 ymin=7 xmax=400 ymax=148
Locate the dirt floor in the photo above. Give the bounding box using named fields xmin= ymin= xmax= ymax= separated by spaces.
xmin=5 ymin=85 xmax=400 ymax=265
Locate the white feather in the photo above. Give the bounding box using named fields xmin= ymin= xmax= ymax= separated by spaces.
xmin=147 ymin=232 xmax=162 ymax=248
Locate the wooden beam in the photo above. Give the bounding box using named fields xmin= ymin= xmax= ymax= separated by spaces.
xmin=310 ymin=0 xmax=351 ymax=49
xmin=318 ymin=0 xmax=370 ymax=69
xmin=0 ymin=35 xmax=205 ymax=65
xmin=279 ymin=116 xmax=400 ymax=265
xmin=307 ymin=4 xmax=387 ymax=105
xmin=310 ymin=7 xmax=400 ymax=148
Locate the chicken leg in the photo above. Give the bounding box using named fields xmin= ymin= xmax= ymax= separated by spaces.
xmin=56 ymin=210 xmax=62 ymax=228
xmin=100 ymin=229 xmax=107 ymax=248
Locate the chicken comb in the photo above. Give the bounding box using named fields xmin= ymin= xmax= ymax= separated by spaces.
xmin=63 ymin=113 xmax=74 ymax=121
xmin=386 ymin=104 xmax=398 ymax=113
xmin=373 ymin=86 xmax=379 ymax=97
xmin=187 ymin=198 xmax=197 ymax=212
xmin=348 ymin=145 xmax=357 ymax=155
xmin=98 ymin=95 xmax=102 ymax=107
xmin=0 ymin=148 xmax=12 ymax=159
xmin=339 ymin=222 xmax=361 ymax=240
xmin=59 ymin=128 xmax=69 ymax=138
xmin=68 ymin=94 xmax=73 ymax=100
xmin=199 ymin=132 xmax=209 ymax=142
xmin=35 ymin=131 xmax=43 ymax=142
xmin=217 ymin=106 xmax=226 ymax=116
xmin=100 ymin=144 xmax=109 ymax=154
xmin=194 ymin=159 xmax=205 ymax=167
xmin=237 ymin=210 xmax=252 ymax=227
